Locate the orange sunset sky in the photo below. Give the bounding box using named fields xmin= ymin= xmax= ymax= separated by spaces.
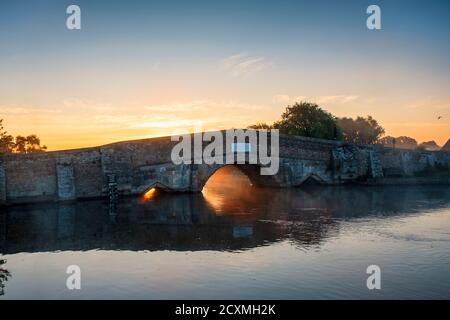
xmin=1 ymin=1 xmax=449 ymax=151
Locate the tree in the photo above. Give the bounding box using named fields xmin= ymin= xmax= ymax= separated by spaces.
xmin=379 ymin=136 xmax=418 ymax=149
xmin=14 ymin=135 xmax=47 ymax=153
xmin=0 ymin=119 xmax=47 ymax=154
xmin=0 ymin=119 xmax=14 ymax=154
xmin=273 ymin=102 xmax=342 ymax=140
xmin=14 ymin=135 xmax=27 ymax=153
xmin=337 ymin=116 xmax=385 ymax=144
xmin=248 ymin=122 xmax=273 ymax=129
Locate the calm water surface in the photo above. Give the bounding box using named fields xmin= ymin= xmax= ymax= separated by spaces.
xmin=1 ymin=167 xmax=450 ymax=299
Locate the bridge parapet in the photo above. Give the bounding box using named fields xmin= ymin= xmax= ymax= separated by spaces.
xmin=0 ymin=131 xmax=449 ymax=204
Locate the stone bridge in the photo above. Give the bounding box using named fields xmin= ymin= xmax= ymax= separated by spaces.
xmin=0 ymin=130 xmax=449 ymax=205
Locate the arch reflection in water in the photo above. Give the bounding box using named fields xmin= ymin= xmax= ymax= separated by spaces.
xmin=141 ymin=187 xmax=157 ymax=202
xmin=202 ymin=165 xmax=261 ymax=215
xmin=1 ymin=184 xmax=450 ymax=255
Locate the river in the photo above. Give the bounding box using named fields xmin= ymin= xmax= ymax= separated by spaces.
xmin=1 ymin=166 xmax=450 ymax=299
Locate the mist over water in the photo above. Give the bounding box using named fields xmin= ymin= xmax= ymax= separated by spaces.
xmin=1 ymin=167 xmax=450 ymax=299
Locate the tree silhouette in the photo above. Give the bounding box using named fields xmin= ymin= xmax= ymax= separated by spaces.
xmin=337 ymin=116 xmax=385 ymax=144
xmin=14 ymin=135 xmax=47 ymax=153
xmin=0 ymin=119 xmax=47 ymax=154
xmin=273 ymin=102 xmax=341 ymax=140
xmin=249 ymin=101 xmax=388 ymax=143
xmin=248 ymin=122 xmax=273 ymax=130
xmin=0 ymin=119 xmax=14 ymax=154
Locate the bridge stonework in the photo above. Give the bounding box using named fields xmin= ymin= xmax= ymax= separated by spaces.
xmin=1 ymin=131 xmax=449 ymax=205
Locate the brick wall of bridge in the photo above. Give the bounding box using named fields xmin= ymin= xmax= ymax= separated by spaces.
xmin=0 ymin=131 xmax=449 ymax=205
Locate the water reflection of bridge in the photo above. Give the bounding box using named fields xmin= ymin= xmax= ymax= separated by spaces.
xmin=1 ymin=185 xmax=450 ymax=255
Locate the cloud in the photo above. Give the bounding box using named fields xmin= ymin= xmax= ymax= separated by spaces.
xmin=132 ymin=119 xmax=202 ymax=129
xmin=272 ymin=94 xmax=358 ymax=105
xmin=220 ymin=52 xmax=271 ymax=77
xmin=138 ymin=99 xmax=272 ymax=133
xmin=272 ymin=95 xmax=306 ymax=104
xmin=0 ymin=105 xmax=62 ymax=115
xmin=145 ymin=99 xmax=263 ymax=113
xmin=62 ymin=98 xmax=115 ymax=112
xmin=145 ymin=101 xmax=210 ymax=112
xmin=316 ymin=95 xmax=359 ymax=104
xmin=92 ymin=114 xmax=141 ymax=126
xmin=383 ymin=121 xmax=445 ymax=127
xmin=406 ymin=97 xmax=450 ymax=110
xmin=364 ymin=97 xmax=377 ymax=104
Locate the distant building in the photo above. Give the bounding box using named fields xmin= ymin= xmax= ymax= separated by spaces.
xmin=379 ymin=136 xmax=417 ymax=150
xmin=442 ymin=139 xmax=450 ymax=152
xmin=417 ymin=140 xmax=441 ymax=151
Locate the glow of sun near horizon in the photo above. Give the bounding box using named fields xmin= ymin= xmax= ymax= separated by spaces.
xmin=1 ymin=0 xmax=449 ymax=151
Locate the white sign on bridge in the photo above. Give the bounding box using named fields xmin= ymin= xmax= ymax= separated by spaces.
xmin=231 ymin=142 xmax=251 ymax=153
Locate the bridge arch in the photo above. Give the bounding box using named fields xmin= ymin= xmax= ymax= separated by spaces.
xmin=137 ymin=181 xmax=173 ymax=194
xmin=297 ymin=173 xmax=327 ymax=186
xmin=197 ymin=163 xmax=281 ymax=191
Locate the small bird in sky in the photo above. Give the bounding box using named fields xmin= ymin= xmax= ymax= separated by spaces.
xmin=437 ymin=116 xmax=442 ymax=120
